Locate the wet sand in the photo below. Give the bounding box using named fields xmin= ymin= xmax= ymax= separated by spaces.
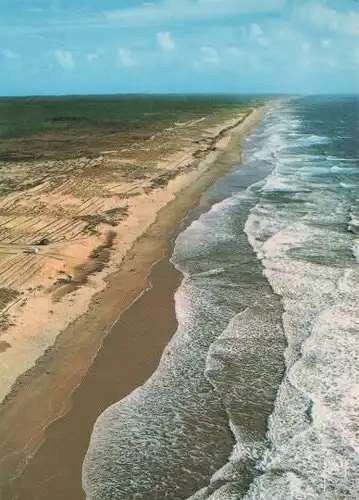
xmin=11 ymin=245 xmax=182 ymax=500
xmin=0 ymin=108 xmax=263 ymax=499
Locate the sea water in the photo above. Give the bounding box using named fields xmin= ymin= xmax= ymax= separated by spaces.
xmin=82 ymin=96 xmax=359 ymax=499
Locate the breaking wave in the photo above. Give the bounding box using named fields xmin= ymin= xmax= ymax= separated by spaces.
xmin=82 ymin=96 xmax=359 ymax=500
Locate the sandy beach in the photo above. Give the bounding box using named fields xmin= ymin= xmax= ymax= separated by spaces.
xmin=0 ymin=105 xmax=263 ymax=499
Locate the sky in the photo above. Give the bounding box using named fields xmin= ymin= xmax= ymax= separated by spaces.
xmin=0 ymin=0 xmax=358 ymax=96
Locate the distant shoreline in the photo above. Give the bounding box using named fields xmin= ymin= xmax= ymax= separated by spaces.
xmin=0 ymin=105 xmax=264 ymax=498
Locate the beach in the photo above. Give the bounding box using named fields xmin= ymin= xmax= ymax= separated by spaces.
xmin=0 ymin=103 xmax=263 ymax=498
xmin=1 ymin=96 xmax=357 ymax=500
xmin=81 ymin=96 xmax=358 ymax=500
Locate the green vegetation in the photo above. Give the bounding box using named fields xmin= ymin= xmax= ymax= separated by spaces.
xmin=0 ymin=95 xmax=262 ymax=138
xmin=0 ymin=94 xmax=263 ymax=161
xmin=77 ymin=206 xmax=128 ymax=233
xmin=0 ymin=288 xmax=20 ymax=311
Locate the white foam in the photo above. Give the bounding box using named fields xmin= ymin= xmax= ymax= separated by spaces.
xmin=82 ymin=106 xmax=286 ymax=498
xmin=293 ymin=134 xmax=330 ymax=146
xmin=243 ymin=158 xmax=359 ymax=499
xmin=82 ymin=98 xmax=359 ymax=500
xmin=340 ymin=182 xmax=357 ymax=189
xmin=331 ymin=165 xmax=358 ymax=175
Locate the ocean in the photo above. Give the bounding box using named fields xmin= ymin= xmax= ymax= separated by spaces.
xmin=82 ymin=95 xmax=359 ymax=499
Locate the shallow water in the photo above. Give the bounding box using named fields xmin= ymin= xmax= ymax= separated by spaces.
xmin=83 ymin=96 xmax=359 ymax=499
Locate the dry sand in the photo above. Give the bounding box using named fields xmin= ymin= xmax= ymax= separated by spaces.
xmin=0 ymin=106 xmax=264 ymax=498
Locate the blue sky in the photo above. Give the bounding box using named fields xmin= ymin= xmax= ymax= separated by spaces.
xmin=0 ymin=0 xmax=358 ymax=95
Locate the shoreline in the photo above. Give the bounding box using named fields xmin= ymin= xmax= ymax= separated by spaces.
xmin=0 ymin=106 xmax=264 ymax=498
xmin=0 ymin=107 xmax=253 ymax=406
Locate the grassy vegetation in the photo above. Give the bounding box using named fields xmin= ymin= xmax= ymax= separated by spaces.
xmin=0 ymin=95 xmax=263 ymax=161
xmin=51 ymin=231 xmax=117 ymax=302
xmin=0 ymin=288 xmax=20 ymax=311
xmin=77 ymin=206 xmax=128 ymax=233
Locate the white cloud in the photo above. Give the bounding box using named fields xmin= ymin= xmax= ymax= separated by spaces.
xmin=55 ymin=50 xmax=74 ymax=69
xmin=118 ymin=48 xmax=135 ymax=66
xmin=105 ymin=0 xmax=287 ymax=26
xmin=0 ymin=48 xmax=20 ymax=59
xmin=200 ymin=46 xmax=219 ymax=65
xmin=249 ymin=23 xmax=269 ymax=46
xmin=250 ymin=23 xmax=263 ymax=39
xmin=157 ymin=31 xmax=176 ymax=51
xmin=341 ymin=11 xmax=359 ymax=36
xmin=304 ymin=3 xmax=339 ymax=30
xmin=226 ymin=47 xmax=241 ymax=58
xmin=87 ymin=52 xmax=99 ymax=62
xmin=297 ymin=3 xmax=359 ymax=37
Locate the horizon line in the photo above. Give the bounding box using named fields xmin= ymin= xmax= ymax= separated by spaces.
xmin=1 ymin=92 xmax=358 ymax=99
